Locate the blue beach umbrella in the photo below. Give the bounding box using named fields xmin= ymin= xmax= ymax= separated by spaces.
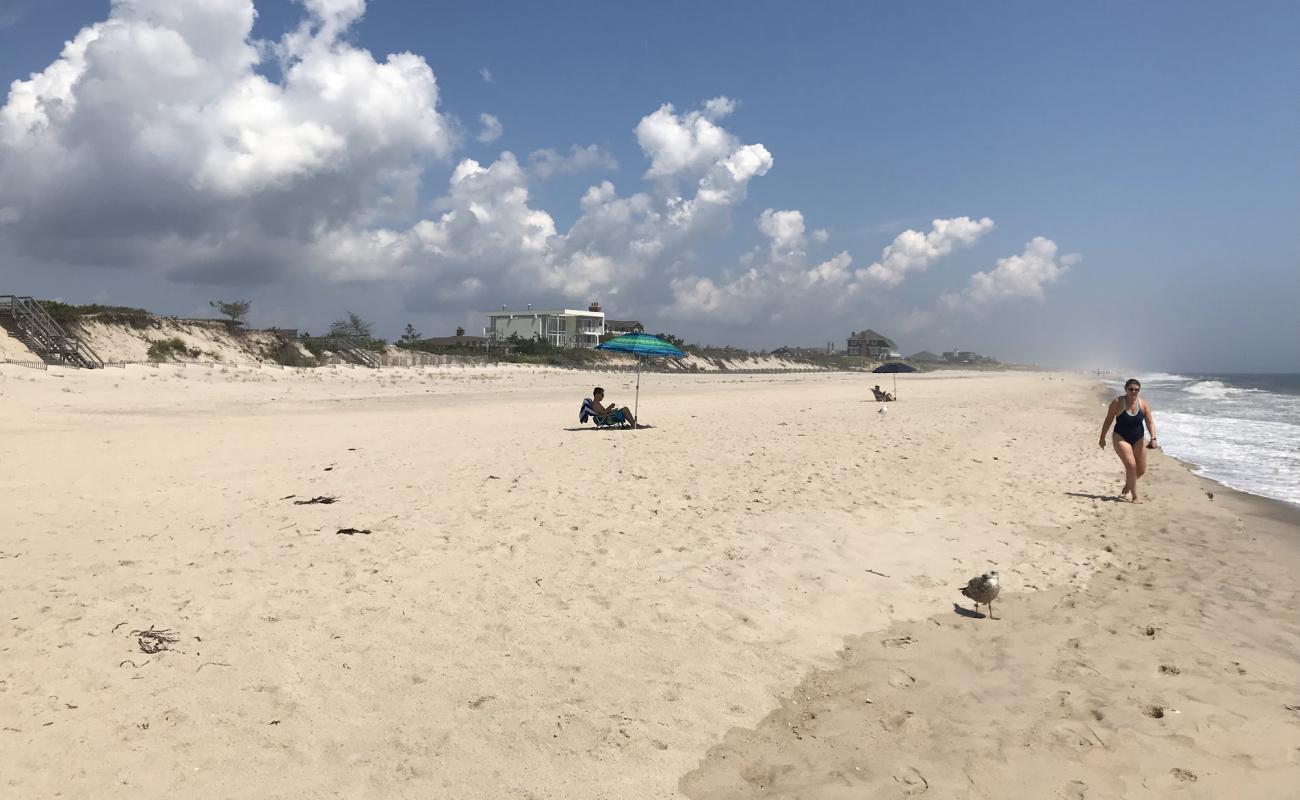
xmin=872 ymin=361 xmax=918 ymax=398
xmin=596 ymin=333 xmax=687 ymax=426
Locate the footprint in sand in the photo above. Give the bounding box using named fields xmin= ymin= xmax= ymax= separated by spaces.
xmin=892 ymin=766 xmax=928 ymax=795
xmin=881 ymin=635 xmax=917 ymax=648
xmin=888 ymin=670 xmax=916 ymax=688
xmin=1142 ymin=704 xmax=1166 ymax=719
xmin=880 ymin=710 xmax=914 ymax=732
xmin=1170 ymin=768 xmax=1197 ymax=782
xmin=1058 ymin=780 xmax=1088 ymax=799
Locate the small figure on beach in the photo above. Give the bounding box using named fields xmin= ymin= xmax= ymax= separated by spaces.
xmin=959 ymin=570 xmax=1001 ymax=619
xmin=581 ymin=386 xmax=637 ymax=429
xmin=1098 ymin=378 xmax=1160 ymax=503
xmin=872 ymin=384 xmax=895 ymax=402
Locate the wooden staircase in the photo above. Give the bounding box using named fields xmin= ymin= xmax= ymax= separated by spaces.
xmin=0 ymin=295 xmax=104 ymax=368
xmin=305 ymin=335 xmax=380 ymax=368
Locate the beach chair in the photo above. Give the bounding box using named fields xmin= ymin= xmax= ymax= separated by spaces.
xmin=580 ymin=397 xmax=630 ymax=429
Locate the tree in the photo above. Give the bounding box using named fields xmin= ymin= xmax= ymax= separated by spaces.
xmin=210 ymin=299 xmax=251 ymax=324
xmin=398 ymin=323 xmax=422 ymax=348
xmin=328 ymin=311 xmax=374 ymax=341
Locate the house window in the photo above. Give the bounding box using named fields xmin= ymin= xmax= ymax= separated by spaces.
xmin=542 ymin=315 xmax=567 ymax=346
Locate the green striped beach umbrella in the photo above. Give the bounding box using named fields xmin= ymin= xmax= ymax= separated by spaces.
xmin=596 ymin=333 xmax=687 ymax=427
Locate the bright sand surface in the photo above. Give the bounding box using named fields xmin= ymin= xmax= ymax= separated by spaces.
xmin=2 ymin=365 xmax=1297 ymax=798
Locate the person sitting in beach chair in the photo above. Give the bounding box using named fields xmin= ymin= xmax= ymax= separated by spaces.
xmin=872 ymin=384 xmax=896 ymax=402
xmin=580 ymin=387 xmax=636 ymax=428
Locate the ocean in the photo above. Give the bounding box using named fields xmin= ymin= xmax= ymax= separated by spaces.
xmin=1102 ymin=373 xmax=1300 ymax=508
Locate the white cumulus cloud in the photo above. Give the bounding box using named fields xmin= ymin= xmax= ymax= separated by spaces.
xmin=477 ymin=113 xmax=503 ymax=143
xmin=0 ymin=0 xmax=455 ymax=281
xmin=0 ymin=10 xmax=773 ymax=315
xmin=662 ymin=212 xmax=1000 ymax=326
xmin=634 ymin=96 xmax=743 ymax=181
xmin=323 ymin=99 xmax=775 ymax=312
xmin=860 ymin=217 xmax=995 ymax=287
xmin=527 ymin=144 xmax=618 ymax=178
xmin=941 ymin=236 xmax=1078 ymax=309
xmin=664 ymin=208 xmax=856 ymax=324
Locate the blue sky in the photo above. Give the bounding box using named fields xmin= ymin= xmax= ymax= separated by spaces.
xmin=0 ymin=0 xmax=1296 ymax=370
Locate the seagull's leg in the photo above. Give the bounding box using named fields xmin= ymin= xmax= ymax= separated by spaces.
xmin=988 ymin=600 xmax=996 ymax=620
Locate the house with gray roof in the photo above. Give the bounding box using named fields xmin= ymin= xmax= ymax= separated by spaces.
xmin=846 ymin=329 xmax=899 ymax=359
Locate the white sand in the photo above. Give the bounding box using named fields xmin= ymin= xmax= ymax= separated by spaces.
xmin=1 ymin=366 xmax=1296 ymax=798
xmin=0 ymin=328 xmax=41 ymax=363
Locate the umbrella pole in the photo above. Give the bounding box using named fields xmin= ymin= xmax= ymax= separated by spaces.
xmin=894 ymin=371 xmax=898 ymax=400
xmin=634 ymin=356 xmax=641 ymax=428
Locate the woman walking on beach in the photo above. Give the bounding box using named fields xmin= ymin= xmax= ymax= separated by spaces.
xmin=1099 ymin=378 xmax=1159 ymax=502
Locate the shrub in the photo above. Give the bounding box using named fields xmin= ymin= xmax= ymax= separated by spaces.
xmin=41 ymin=301 xmax=82 ymax=325
xmin=43 ymin=302 xmax=154 ymax=330
xmin=147 ymin=338 xmax=200 ymax=361
xmin=328 ymin=311 xmax=374 ymax=341
xmin=268 ymin=340 xmax=316 ymax=368
xmin=301 ymin=337 xmax=326 ymax=359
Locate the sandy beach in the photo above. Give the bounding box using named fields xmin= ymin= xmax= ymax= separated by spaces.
xmin=1 ymin=365 xmax=1297 ymax=798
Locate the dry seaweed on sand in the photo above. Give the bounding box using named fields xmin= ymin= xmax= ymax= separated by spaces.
xmin=130 ymin=626 xmax=181 ymax=654
xmin=336 ymin=527 xmax=371 ymax=536
xmin=294 ymin=495 xmax=337 ymax=505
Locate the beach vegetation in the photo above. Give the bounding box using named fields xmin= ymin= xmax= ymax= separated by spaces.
xmin=268 ymin=340 xmax=316 ymax=367
xmin=328 ymin=311 xmax=374 ymax=341
xmin=209 ymin=299 xmax=251 ymax=325
xmin=397 ymin=323 xmax=423 ymax=348
xmin=41 ymin=301 xmax=153 ymax=330
xmin=654 ymin=331 xmax=708 ymax=357
xmin=301 ymin=336 xmax=326 ymax=359
xmin=328 ymin=311 xmax=387 ymax=351
xmin=147 ymin=337 xmax=202 ymax=361
xmin=654 ymin=332 xmax=687 ymax=349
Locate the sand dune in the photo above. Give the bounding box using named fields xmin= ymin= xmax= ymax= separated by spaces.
xmin=1 ymin=366 xmax=1296 ymax=798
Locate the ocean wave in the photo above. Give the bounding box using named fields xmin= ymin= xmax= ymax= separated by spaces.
xmin=1156 ymin=411 xmax=1300 ymax=506
xmin=1139 ymin=372 xmax=1196 ymax=384
xmin=1184 ymin=380 xmax=1230 ymax=398
xmin=1181 ymin=380 xmax=1261 ymax=399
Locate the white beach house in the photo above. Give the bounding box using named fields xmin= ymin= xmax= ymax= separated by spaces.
xmin=485 ymin=304 xmax=605 ymax=348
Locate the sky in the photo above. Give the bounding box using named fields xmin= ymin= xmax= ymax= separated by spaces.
xmin=0 ymin=0 xmax=1296 ymax=371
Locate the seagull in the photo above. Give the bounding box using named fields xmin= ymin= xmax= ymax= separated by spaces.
xmin=960 ymin=570 xmax=1001 ymax=619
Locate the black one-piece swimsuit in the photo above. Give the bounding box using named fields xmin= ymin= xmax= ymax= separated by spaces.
xmin=1113 ymin=400 xmax=1146 ymax=445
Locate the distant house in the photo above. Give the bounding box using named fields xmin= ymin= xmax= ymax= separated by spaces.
xmin=485 ymin=303 xmax=604 ymax=349
xmin=421 ymin=327 xmax=487 ymax=351
xmin=942 ymin=349 xmax=997 ymax=364
xmin=847 ymin=329 xmax=899 ymax=359
xmin=909 ymin=350 xmax=942 ymax=362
